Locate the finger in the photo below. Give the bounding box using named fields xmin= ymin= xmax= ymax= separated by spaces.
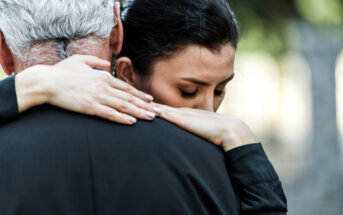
xmin=155 ymin=104 xmax=195 ymax=129
xmin=155 ymin=103 xmax=184 ymax=116
xmin=151 ymin=103 xmax=163 ymax=115
xmin=109 ymin=87 xmax=156 ymax=112
xmin=159 ymin=109 xmax=203 ymax=141
xmin=157 ymin=105 xmax=183 ymax=124
xmin=93 ymin=104 xmax=137 ymax=125
xmin=107 ymin=78 xmax=154 ymax=103
xmin=71 ymin=55 xmax=111 ymax=70
xmin=99 ymin=95 xmax=156 ymax=121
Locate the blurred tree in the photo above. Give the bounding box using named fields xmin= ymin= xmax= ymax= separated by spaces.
xmin=230 ymin=0 xmax=343 ymax=55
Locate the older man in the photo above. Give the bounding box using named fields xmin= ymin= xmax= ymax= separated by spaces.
xmin=0 ymin=0 xmax=286 ymax=215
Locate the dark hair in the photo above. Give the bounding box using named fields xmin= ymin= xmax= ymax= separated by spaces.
xmin=118 ymin=0 xmax=239 ymax=76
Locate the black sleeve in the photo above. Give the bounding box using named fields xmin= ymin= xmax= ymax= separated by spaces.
xmin=225 ymin=143 xmax=288 ymax=215
xmin=0 ymin=75 xmax=19 ymax=124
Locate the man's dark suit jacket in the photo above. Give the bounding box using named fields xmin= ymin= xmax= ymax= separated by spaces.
xmin=0 ymin=104 xmax=240 ymax=215
xmin=0 ymin=76 xmax=287 ymax=215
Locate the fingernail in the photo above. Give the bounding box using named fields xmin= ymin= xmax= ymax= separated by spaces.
xmin=146 ymin=111 xmax=155 ymax=119
xmin=145 ymin=94 xmax=154 ymax=101
xmin=153 ymin=107 xmax=162 ymax=115
xmin=128 ymin=116 xmax=137 ymax=124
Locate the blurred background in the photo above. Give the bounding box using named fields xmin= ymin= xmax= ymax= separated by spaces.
xmin=218 ymin=0 xmax=343 ymax=214
xmin=1 ymin=0 xmax=342 ymax=214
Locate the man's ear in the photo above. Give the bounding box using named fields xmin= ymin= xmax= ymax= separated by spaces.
xmin=110 ymin=2 xmax=124 ymax=55
xmin=116 ymin=57 xmax=136 ymax=86
xmin=0 ymin=31 xmax=15 ymax=75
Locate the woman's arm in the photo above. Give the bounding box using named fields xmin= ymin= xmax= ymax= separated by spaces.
xmin=156 ymin=105 xmax=256 ymax=152
xmin=0 ymin=55 xmax=160 ymax=124
xmin=157 ymin=105 xmax=287 ymax=214
xmin=226 ymin=143 xmax=287 ymax=215
xmin=0 ymin=75 xmax=18 ymax=123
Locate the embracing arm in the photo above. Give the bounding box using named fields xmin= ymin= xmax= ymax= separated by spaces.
xmin=157 ymin=105 xmax=287 ymax=214
xmin=0 ymin=66 xmax=62 ymax=124
xmin=225 ymin=143 xmax=287 ymax=215
xmin=0 ymin=75 xmax=18 ymax=123
xmin=0 ymin=55 xmax=160 ymax=124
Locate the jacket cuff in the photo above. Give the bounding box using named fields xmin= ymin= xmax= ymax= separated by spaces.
xmin=225 ymin=143 xmax=279 ymax=188
xmin=0 ymin=74 xmax=19 ymax=124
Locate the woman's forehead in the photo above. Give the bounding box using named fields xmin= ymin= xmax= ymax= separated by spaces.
xmin=152 ymin=44 xmax=235 ymax=82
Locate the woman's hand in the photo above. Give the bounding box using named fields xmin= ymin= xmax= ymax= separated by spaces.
xmin=156 ymin=104 xmax=256 ymax=152
xmin=15 ymin=55 xmax=159 ymax=125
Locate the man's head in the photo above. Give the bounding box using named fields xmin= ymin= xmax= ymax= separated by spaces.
xmin=0 ymin=0 xmax=123 ymax=74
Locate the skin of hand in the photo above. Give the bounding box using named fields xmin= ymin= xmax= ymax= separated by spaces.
xmin=156 ymin=104 xmax=256 ymax=152
xmin=15 ymin=55 xmax=160 ymax=125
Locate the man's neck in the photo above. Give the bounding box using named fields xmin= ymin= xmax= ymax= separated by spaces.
xmin=14 ymin=36 xmax=111 ymax=73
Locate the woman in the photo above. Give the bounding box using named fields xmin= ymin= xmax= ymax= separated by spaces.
xmin=0 ymin=0 xmax=287 ymax=213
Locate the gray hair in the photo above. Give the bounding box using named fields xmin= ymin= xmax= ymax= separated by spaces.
xmin=0 ymin=0 xmax=116 ymax=58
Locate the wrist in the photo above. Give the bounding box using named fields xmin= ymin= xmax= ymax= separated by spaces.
xmin=222 ymin=135 xmax=245 ymax=152
xmin=15 ymin=65 xmax=52 ymax=113
xmin=222 ymin=122 xmax=256 ymax=152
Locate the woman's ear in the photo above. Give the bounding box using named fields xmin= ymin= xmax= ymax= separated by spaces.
xmin=0 ymin=31 xmax=15 ymax=75
xmin=110 ymin=2 xmax=124 ymax=56
xmin=116 ymin=57 xmax=136 ymax=86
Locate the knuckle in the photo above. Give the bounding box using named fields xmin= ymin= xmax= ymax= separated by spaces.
xmin=124 ymin=85 xmax=132 ymax=93
xmin=118 ymin=102 xmax=129 ymax=112
xmin=83 ymin=99 xmax=96 ymax=112
xmin=100 ymin=72 xmax=111 ymax=81
xmin=126 ymin=95 xmax=136 ymax=104
xmin=98 ymin=94 xmax=108 ymax=103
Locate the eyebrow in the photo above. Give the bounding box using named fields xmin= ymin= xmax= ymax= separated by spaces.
xmin=181 ymin=73 xmax=235 ymax=86
xmin=220 ymin=73 xmax=235 ymax=85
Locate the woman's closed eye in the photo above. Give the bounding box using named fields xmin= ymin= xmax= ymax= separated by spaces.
xmin=214 ymin=89 xmax=225 ymax=97
xmin=180 ymin=88 xmax=199 ymax=99
xmin=180 ymin=88 xmax=225 ymax=99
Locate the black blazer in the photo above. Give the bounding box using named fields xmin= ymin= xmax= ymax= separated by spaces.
xmin=0 ymin=105 xmax=241 ymax=215
xmin=0 ymin=75 xmax=287 ymax=214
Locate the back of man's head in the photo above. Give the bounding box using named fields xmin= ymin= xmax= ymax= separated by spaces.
xmin=0 ymin=0 xmax=117 ymax=70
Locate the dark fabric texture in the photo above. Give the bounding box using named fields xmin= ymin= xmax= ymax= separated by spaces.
xmin=226 ymin=143 xmax=288 ymax=214
xmin=0 ymin=76 xmax=288 ymax=214
xmin=0 ymin=75 xmax=18 ymax=124
xmin=0 ymin=105 xmax=240 ymax=215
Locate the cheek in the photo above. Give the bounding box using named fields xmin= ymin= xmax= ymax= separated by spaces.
xmin=135 ymin=73 xmax=186 ymax=107
xmin=149 ymin=82 xmax=201 ymax=108
xmin=148 ymin=81 xmax=185 ymax=107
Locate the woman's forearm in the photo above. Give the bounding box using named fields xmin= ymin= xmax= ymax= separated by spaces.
xmin=225 ymin=143 xmax=288 ymax=214
xmin=221 ymin=120 xmax=256 ymax=152
xmin=0 ymin=75 xmax=19 ymax=123
xmin=15 ymin=65 xmax=51 ymax=113
xmin=12 ymin=55 xmax=159 ymax=124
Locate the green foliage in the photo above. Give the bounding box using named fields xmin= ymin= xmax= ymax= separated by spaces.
xmin=296 ymin=0 xmax=343 ymax=25
xmin=228 ymin=0 xmax=343 ymax=54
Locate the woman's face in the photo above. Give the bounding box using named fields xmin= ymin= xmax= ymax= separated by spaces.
xmin=135 ymin=43 xmax=235 ymax=112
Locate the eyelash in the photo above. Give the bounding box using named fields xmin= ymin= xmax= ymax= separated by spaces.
xmin=180 ymin=89 xmax=224 ymax=99
xmin=214 ymin=90 xmax=224 ymax=97
xmin=181 ymin=89 xmax=199 ymax=99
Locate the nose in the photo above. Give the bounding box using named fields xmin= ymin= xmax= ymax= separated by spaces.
xmin=197 ymin=94 xmax=214 ymax=112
